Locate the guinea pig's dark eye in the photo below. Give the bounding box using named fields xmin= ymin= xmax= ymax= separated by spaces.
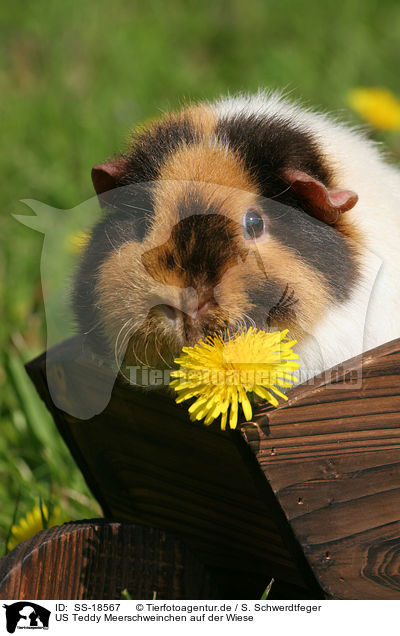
xmin=243 ymin=210 xmax=265 ymax=239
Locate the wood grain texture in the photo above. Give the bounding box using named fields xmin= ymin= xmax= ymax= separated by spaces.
xmin=25 ymin=337 xmax=322 ymax=600
xmin=0 ymin=520 xmax=218 ymax=600
xmin=25 ymin=336 xmax=400 ymax=599
xmin=239 ymin=337 xmax=400 ymax=599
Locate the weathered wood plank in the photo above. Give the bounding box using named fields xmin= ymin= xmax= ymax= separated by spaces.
xmin=25 ymin=334 xmax=400 ymax=599
xmin=0 ymin=520 xmax=218 ymax=600
xmin=25 ymin=338 xmax=322 ymax=600
xmin=239 ymin=337 xmax=400 ymax=599
xmin=303 ymin=521 xmax=400 ymax=599
xmin=277 ymin=460 xmax=400 ymax=516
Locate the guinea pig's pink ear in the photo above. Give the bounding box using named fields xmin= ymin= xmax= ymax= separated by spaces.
xmin=284 ymin=169 xmax=358 ymax=225
xmin=91 ymin=159 xmax=129 ymax=196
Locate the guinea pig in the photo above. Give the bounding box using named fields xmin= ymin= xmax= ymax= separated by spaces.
xmin=72 ymin=90 xmax=400 ymax=386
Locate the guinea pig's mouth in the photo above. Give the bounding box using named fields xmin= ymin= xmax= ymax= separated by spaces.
xmin=159 ymin=301 xmax=226 ymax=341
xmin=158 ymin=303 xmax=231 ymax=350
xmin=119 ymin=302 xmax=232 ymax=371
xmin=115 ymin=281 xmax=301 ymax=375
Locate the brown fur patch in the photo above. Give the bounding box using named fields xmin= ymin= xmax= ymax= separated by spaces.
xmin=95 ymin=238 xmax=185 ymax=367
xmin=184 ymin=103 xmax=216 ymax=137
xmin=150 ymin=142 xmax=260 ymax=241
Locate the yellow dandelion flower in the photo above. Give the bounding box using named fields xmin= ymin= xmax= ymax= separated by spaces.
xmin=170 ymin=328 xmax=299 ymax=430
xmin=65 ymin=230 xmax=90 ymax=254
xmin=348 ymin=87 xmax=400 ymax=130
xmin=7 ymin=504 xmax=62 ymax=552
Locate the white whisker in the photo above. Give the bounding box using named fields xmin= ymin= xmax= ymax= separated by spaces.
xmin=155 ymin=333 xmax=173 ymax=368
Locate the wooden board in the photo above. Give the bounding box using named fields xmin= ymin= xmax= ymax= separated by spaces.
xmin=240 ymin=338 xmax=400 ymax=599
xmin=24 ymin=336 xmax=400 ymax=599
xmin=25 ymin=337 xmax=322 ymax=600
xmin=0 ymin=520 xmax=218 ymax=600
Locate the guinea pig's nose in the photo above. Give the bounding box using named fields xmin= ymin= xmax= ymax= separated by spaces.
xmin=191 ymin=298 xmax=210 ymax=319
xmin=158 ymin=291 xmax=214 ymax=322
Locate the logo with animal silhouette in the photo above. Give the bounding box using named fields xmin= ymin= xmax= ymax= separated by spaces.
xmin=2 ymin=602 xmax=50 ymax=633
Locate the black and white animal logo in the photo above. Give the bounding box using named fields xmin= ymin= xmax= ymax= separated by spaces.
xmin=3 ymin=602 xmax=50 ymax=633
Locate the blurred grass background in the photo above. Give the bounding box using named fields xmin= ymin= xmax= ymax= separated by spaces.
xmin=1 ymin=0 xmax=400 ymax=551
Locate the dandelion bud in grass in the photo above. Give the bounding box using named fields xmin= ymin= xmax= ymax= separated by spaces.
xmin=170 ymin=328 xmax=300 ymax=430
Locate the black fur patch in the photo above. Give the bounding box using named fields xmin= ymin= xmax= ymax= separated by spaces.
xmin=216 ymin=112 xmax=332 ymax=204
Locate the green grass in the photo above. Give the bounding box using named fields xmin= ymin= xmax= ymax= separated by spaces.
xmin=1 ymin=0 xmax=400 ymax=550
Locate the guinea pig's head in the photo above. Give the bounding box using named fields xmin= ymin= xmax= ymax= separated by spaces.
xmin=73 ymin=104 xmax=360 ymax=370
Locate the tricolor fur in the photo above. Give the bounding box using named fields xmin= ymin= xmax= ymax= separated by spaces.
xmin=73 ymin=91 xmax=400 ymax=382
